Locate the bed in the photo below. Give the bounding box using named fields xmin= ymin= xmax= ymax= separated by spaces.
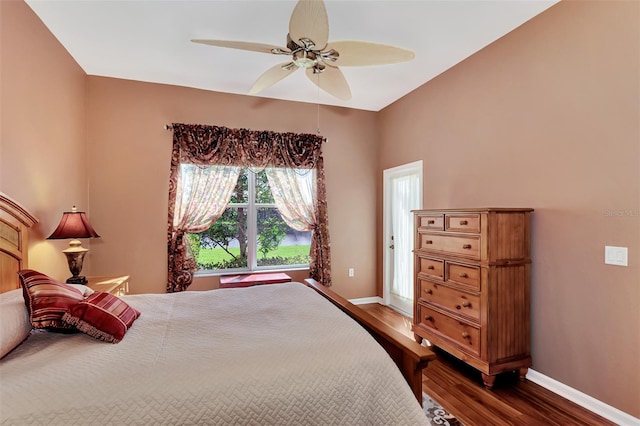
xmin=0 ymin=193 xmax=434 ymax=425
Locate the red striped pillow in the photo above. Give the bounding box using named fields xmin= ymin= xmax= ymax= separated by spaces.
xmin=62 ymin=292 xmax=140 ymax=343
xmin=18 ymin=269 xmax=85 ymax=331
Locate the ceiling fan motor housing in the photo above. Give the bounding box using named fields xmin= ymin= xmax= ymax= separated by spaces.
xmin=287 ymin=34 xmax=339 ymax=71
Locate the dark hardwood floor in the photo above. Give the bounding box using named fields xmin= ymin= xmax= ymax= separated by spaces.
xmin=360 ymin=303 xmax=617 ymax=426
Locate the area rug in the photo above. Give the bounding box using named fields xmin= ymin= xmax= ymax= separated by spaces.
xmin=423 ymin=393 xmax=464 ymax=426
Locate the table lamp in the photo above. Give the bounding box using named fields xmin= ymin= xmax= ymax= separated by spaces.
xmin=47 ymin=206 xmax=100 ymax=284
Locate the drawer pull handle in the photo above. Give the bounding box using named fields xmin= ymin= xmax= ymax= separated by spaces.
xmin=459 ymin=272 xmax=469 ymax=278
xmin=424 ymin=289 xmax=433 ymax=295
xmin=462 ymin=301 xmax=471 ymax=308
xmin=460 ymin=220 xmax=468 ymax=225
xmin=462 ymin=332 xmax=470 ymax=339
xmin=427 ymin=220 xmax=435 ymax=224
xmin=462 ymin=244 xmax=472 ymax=249
xmin=427 ymin=265 xmax=435 ymax=270
xmin=425 ymin=240 xmax=433 ymax=244
xmin=425 ymin=315 xmax=433 ymax=321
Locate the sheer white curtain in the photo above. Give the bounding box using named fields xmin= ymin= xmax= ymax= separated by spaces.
xmin=174 ymin=164 xmax=241 ymax=234
xmin=168 ymin=164 xmax=240 ymax=291
xmin=391 ymin=173 xmax=420 ymax=304
xmin=264 ymin=168 xmax=315 ymax=232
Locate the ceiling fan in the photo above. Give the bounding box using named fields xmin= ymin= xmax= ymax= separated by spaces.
xmin=191 ymin=0 xmax=415 ymax=101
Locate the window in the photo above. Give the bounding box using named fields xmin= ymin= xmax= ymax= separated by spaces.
xmin=167 ymin=124 xmax=330 ymax=292
xmin=187 ymin=167 xmax=312 ymax=273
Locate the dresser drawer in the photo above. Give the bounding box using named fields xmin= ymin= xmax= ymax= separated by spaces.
xmin=417 ymin=256 xmax=444 ymax=280
xmin=417 ymin=304 xmax=480 ymax=356
xmin=419 ymin=281 xmax=480 ymax=322
xmin=418 ymin=233 xmax=480 ymax=259
xmin=417 ymin=214 xmax=444 ymax=230
xmin=445 ymin=214 xmax=480 ymax=233
xmin=446 ymin=262 xmax=481 ymax=291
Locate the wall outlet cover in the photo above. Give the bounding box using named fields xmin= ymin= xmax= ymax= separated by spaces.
xmin=605 ymin=246 xmax=628 ymax=266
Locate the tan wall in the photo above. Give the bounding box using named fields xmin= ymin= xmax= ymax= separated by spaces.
xmin=0 ymin=0 xmax=89 ymax=280
xmin=86 ymin=77 xmax=379 ymax=298
xmin=378 ymin=0 xmax=639 ymax=418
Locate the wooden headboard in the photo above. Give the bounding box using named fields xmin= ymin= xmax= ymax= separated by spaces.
xmin=0 ymin=193 xmax=38 ymax=294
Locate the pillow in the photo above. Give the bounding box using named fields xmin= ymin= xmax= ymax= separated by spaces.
xmin=18 ymin=269 xmax=85 ymax=331
xmin=62 ymin=292 xmax=140 ymax=343
xmin=0 ymin=289 xmax=32 ymax=358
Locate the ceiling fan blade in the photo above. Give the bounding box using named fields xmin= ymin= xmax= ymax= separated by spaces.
xmin=326 ymin=41 xmax=415 ymax=67
xmin=289 ymin=0 xmax=329 ymax=49
xmin=191 ymin=39 xmax=289 ymax=55
xmin=305 ymin=65 xmax=351 ymax=101
xmin=249 ymin=62 xmax=298 ymax=95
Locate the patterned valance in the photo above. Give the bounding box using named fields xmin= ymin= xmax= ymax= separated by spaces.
xmin=171 ymin=123 xmax=324 ymax=169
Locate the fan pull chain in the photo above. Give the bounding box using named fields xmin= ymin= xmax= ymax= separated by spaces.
xmin=316 ymin=72 xmax=321 ymax=134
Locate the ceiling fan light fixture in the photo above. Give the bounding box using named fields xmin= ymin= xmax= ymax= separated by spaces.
xmin=292 ymin=50 xmax=318 ymax=68
xmin=282 ymin=62 xmax=297 ymax=71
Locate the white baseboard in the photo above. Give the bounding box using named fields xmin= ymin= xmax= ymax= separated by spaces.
xmin=349 ymin=296 xmax=383 ymax=305
xmin=526 ymin=369 xmax=640 ymax=425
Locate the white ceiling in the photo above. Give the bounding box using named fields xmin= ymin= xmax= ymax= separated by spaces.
xmin=25 ymin=0 xmax=558 ymax=112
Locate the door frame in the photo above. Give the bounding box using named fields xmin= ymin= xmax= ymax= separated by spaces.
xmin=382 ymin=160 xmax=423 ymax=314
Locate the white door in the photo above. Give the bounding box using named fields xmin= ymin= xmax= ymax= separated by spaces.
xmin=383 ymin=161 xmax=423 ymax=316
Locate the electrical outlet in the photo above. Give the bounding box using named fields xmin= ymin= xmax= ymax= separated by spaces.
xmin=605 ymin=246 xmax=628 ymax=266
xmin=348 ymin=268 xmax=355 ymax=277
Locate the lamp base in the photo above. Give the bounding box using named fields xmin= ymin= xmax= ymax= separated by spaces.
xmin=66 ymin=276 xmax=87 ymax=285
xmin=62 ymin=244 xmax=88 ymax=285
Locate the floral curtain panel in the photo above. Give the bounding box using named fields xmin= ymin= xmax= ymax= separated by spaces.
xmin=167 ymin=123 xmax=331 ymax=292
xmin=168 ymin=164 xmax=240 ymax=292
xmin=265 ymin=168 xmax=315 ymax=231
xmin=174 ymin=164 xmax=241 ymax=232
xmin=265 ymin=167 xmax=330 ymax=285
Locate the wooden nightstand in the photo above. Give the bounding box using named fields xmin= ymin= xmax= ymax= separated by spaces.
xmin=85 ymin=275 xmax=130 ymax=296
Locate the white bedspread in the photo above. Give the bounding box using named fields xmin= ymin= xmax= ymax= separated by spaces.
xmin=0 ymin=282 xmax=428 ymax=425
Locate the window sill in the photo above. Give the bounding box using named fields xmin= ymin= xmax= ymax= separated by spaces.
xmin=194 ymin=266 xmax=309 ymax=278
xmin=219 ymin=272 xmax=292 ymax=288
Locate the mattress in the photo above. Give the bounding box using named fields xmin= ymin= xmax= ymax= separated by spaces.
xmin=0 ymin=282 xmax=428 ymax=425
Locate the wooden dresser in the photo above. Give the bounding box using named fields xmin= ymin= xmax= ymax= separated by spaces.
xmin=412 ymin=208 xmax=533 ymax=388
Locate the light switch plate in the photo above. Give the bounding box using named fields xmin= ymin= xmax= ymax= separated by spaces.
xmin=605 ymin=246 xmax=628 ymax=266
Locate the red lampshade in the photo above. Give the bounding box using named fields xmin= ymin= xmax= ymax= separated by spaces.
xmin=47 ymin=207 xmax=100 ymax=240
